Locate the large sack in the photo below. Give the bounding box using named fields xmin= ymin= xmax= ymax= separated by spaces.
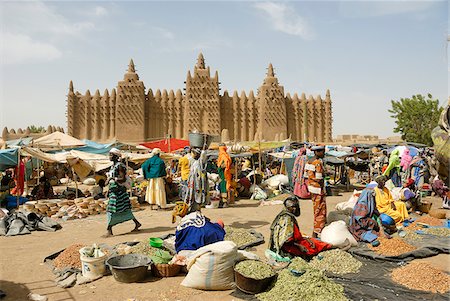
xmin=181 ymin=241 xmax=238 ymax=290
xmin=321 ymin=220 xmax=358 ymax=247
xmin=82 ymin=178 xmax=96 ymax=186
xmin=263 ymin=175 xmax=289 ymax=188
xmin=335 ymin=190 xmax=361 ymax=211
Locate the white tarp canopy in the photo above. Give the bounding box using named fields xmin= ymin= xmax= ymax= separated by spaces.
xmin=33 ymin=131 xmax=86 ymax=149
xmin=22 ymin=147 xmax=112 ymax=173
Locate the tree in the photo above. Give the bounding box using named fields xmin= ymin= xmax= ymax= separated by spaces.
xmin=389 ymin=94 xmax=443 ymax=146
xmin=28 ymin=125 xmax=45 ymax=133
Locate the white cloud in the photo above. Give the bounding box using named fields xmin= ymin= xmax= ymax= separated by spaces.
xmin=2 ymin=1 xmax=95 ymax=37
xmin=254 ymin=2 xmax=314 ymax=39
xmin=338 ymin=1 xmax=437 ymax=18
xmin=94 ymin=6 xmax=108 ymax=16
xmin=0 ymin=32 xmax=62 ymax=65
xmin=152 ymin=26 xmax=175 ymax=40
xmin=0 ymin=1 xmax=98 ymax=64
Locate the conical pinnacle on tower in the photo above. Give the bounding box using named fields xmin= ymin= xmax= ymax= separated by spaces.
xmin=267 ymin=63 xmax=275 ymax=77
xmin=69 ymin=80 xmax=74 ymax=92
xmin=128 ymin=59 xmax=136 ymax=73
xmin=196 ymin=53 xmax=205 ymax=69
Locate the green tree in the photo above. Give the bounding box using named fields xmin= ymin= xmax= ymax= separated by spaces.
xmin=28 ymin=125 xmax=45 ymax=133
xmin=389 ymin=94 xmax=443 ymax=146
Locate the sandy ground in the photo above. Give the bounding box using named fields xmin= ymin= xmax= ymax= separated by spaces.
xmin=1 ymin=192 xmax=448 ymax=301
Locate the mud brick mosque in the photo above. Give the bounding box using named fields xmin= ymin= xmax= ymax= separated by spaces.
xmin=67 ymin=54 xmax=332 ymax=143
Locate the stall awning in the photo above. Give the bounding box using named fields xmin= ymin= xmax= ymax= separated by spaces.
xmin=33 ymin=132 xmax=85 ymax=149
xmin=0 ymin=148 xmax=18 ymax=171
xmin=140 ymin=138 xmax=189 ymax=153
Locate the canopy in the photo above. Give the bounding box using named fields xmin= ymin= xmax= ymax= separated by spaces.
xmin=6 ymin=137 xmax=33 ymax=147
xmin=239 ymin=140 xmax=291 ymax=151
xmin=126 ymin=152 xmax=180 ymax=164
xmin=140 ymin=138 xmax=189 ymax=153
xmin=72 ymin=139 xmax=117 ymax=155
xmin=33 ymin=132 xmax=85 ymax=149
xmin=21 ymin=147 xmax=112 ymax=174
xmin=0 ymin=148 xmax=18 ymax=171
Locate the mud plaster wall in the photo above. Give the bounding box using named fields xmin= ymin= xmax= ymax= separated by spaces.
xmin=67 ymin=54 xmax=333 ymax=143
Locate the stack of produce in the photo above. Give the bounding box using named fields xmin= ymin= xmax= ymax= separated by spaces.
xmin=408 ymin=216 xmax=444 ymax=230
xmin=309 ymin=249 xmax=362 ymax=275
xmin=224 ymin=226 xmax=258 ymax=248
xmin=235 ymin=260 xmax=275 ymax=280
xmin=53 ymin=244 xmax=85 ymax=269
xmin=368 ymin=237 xmax=416 ymax=256
xmin=130 ymin=241 xmax=162 ymax=257
xmin=391 ymin=262 xmax=450 ymax=293
xmin=257 ymin=257 xmax=347 ymax=301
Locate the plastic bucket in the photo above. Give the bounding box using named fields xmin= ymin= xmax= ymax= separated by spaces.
xmin=79 ymin=248 xmax=107 ymax=279
xmin=188 ymin=132 xmax=212 ymax=148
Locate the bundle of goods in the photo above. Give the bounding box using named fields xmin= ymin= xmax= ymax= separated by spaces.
xmin=391 ymin=262 xmax=450 ymax=293
xmin=129 ymin=196 xmax=141 ymax=210
xmin=53 ymin=244 xmax=85 ymax=270
xmin=309 ymin=249 xmax=362 ymax=275
xmin=256 ymin=257 xmax=348 ymax=301
xmin=368 ymin=237 xmax=416 ymax=256
xmin=22 ymin=200 xmax=75 ymax=217
xmin=224 ymin=226 xmax=264 ymax=249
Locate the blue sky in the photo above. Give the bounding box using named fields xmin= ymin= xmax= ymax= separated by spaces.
xmin=0 ymin=0 xmax=448 ymax=138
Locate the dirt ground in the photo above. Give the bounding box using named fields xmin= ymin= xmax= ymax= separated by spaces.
xmin=1 ymin=192 xmax=448 ymax=301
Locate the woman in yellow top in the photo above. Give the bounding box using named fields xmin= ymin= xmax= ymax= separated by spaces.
xmin=374 ymin=175 xmax=409 ymax=225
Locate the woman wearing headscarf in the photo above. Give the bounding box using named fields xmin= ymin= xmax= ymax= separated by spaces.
xmin=142 ymin=148 xmax=167 ymax=209
xmin=105 ymin=148 xmax=141 ymax=237
xmin=292 ymin=148 xmax=310 ymax=199
xmin=269 ymin=197 xmax=348 ymax=259
xmin=349 ymin=182 xmax=385 ymax=244
xmin=172 ymin=202 xmax=225 ymax=252
xmin=374 ymin=175 xmax=409 ymax=225
xmin=217 ymin=144 xmax=232 ymax=207
xmin=383 ymin=149 xmax=401 ymax=187
xmin=184 ymin=147 xmax=209 ymax=212
xmin=400 ymin=148 xmax=412 ymax=172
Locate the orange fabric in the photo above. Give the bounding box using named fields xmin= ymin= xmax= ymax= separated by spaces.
xmin=312 ymin=193 xmax=327 ymax=235
xmin=307 ymin=157 xmax=324 ymax=190
xmin=217 ymin=146 xmax=232 ymax=190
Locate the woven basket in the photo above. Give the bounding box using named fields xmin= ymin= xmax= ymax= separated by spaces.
xmin=152 ymin=263 xmax=181 ymax=277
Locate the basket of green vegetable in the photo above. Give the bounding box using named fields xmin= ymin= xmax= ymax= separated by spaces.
xmin=234 ymin=260 xmax=277 ymax=294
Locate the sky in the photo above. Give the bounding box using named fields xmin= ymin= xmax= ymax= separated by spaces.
xmin=0 ymin=0 xmax=448 ymax=138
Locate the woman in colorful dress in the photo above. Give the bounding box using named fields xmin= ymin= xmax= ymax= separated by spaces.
xmin=104 ymin=148 xmax=141 ymax=237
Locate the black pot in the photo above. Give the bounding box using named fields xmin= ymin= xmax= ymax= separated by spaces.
xmin=106 ymin=254 xmax=152 ymax=283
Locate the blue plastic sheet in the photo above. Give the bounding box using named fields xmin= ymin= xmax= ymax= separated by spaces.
xmin=0 ymin=148 xmax=18 ymax=171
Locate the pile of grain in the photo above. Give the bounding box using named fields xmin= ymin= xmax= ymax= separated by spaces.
xmin=224 ymin=226 xmax=258 ymax=248
xmin=421 ymin=227 xmax=450 ymax=237
xmin=53 ymin=244 xmax=85 ymax=269
xmin=368 ymin=237 xmax=416 ymax=256
xmin=408 ymin=216 xmax=444 ymax=230
xmin=130 ymin=241 xmax=161 ymax=257
xmin=391 ymin=262 xmax=450 ymax=293
xmin=309 ymin=249 xmax=362 ymax=275
xmin=289 ymin=257 xmax=310 ymax=271
xmin=235 ymin=260 xmax=275 ymax=280
xmin=257 ymin=265 xmax=347 ymax=301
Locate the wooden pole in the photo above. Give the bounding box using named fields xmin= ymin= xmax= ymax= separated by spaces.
xmin=72 ymin=167 xmax=78 ymax=198
xmin=16 ymin=147 xmax=20 ymax=209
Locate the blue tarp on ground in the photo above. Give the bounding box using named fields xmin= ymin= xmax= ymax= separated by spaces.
xmin=0 ymin=148 xmax=18 ymax=171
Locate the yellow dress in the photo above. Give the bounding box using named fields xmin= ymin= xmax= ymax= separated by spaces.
xmin=374 ymin=187 xmax=409 ymax=225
